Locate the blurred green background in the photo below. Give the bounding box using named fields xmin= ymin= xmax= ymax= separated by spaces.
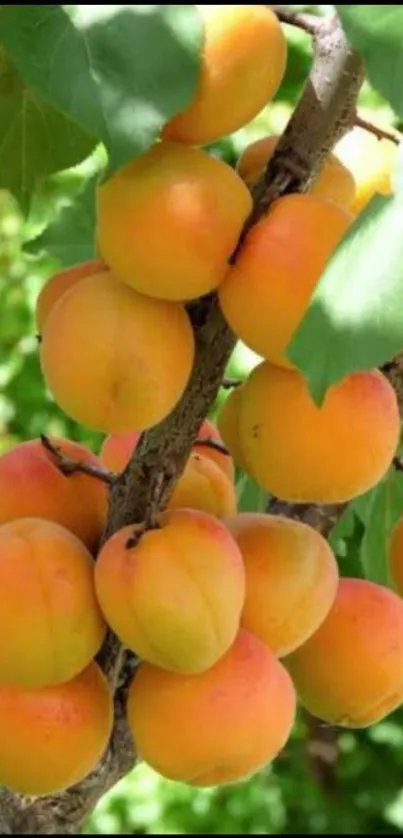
xmin=1 ymin=5 xmax=402 ymax=834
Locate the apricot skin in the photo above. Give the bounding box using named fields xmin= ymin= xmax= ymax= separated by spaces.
xmin=36 ymin=258 xmax=106 ymax=332
xmin=238 ymin=362 xmax=400 ymax=504
xmin=237 ymin=136 xmax=355 ymax=210
xmin=194 ymin=419 xmax=234 ymax=480
xmin=218 ymin=194 xmax=352 ymax=368
xmin=40 ymin=271 xmax=195 ymax=434
xmin=225 ymin=513 xmax=339 ymax=657
xmin=127 ymin=629 xmax=296 ymax=787
xmin=168 ymin=452 xmax=237 ymax=518
xmin=95 ymin=509 xmax=245 ymax=675
xmin=96 ymin=141 xmax=252 ymax=301
xmin=0 ymin=438 xmax=107 ymax=552
xmin=286 ymin=578 xmax=403 ymax=728
xmin=388 ymin=517 xmax=403 ymax=596
xmin=0 ymin=518 xmax=106 ymax=688
xmin=163 ymin=6 xmax=287 ymax=145
xmin=217 ymin=385 xmax=249 ymax=473
xmin=0 ymin=662 xmax=113 ymax=795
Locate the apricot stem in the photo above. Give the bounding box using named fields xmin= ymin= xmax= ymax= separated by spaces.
xmin=40 ymin=435 xmax=115 ymax=486
xmin=355 ymin=114 xmax=401 ymax=145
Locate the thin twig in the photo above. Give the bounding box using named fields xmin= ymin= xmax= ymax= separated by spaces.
xmin=355 ymin=114 xmax=401 ymax=145
xmin=221 ymin=377 xmax=243 ymax=390
xmin=40 ymin=434 xmax=115 ymax=486
xmin=195 ymin=437 xmax=230 ymax=456
xmin=271 ymin=5 xmax=324 ymax=36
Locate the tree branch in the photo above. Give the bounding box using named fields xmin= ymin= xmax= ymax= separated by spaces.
xmin=40 ymin=436 xmax=115 ymax=486
xmin=270 ymin=5 xmax=323 ymax=36
xmin=0 ymin=12 xmax=364 ymax=835
xmin=355 ymin=114 xmax=401 ymax=145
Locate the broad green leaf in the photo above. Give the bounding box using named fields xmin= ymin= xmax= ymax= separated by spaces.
xmin=0 ymin=47 xmax=94 ymax=210
xmin=0 ymin=5 xmax=203 ymax=177
xmin=337 ymin=6 xmax=403 ymax=118
xmin=25 ymin=175 xmax=97 ymax=266
xmin=288 ymin=194 xmax=403 ymax=404
xmin=236 ymin=474 xmax=268 ymax=513
xmin=360 ymin=470 xmax=403 ymax=586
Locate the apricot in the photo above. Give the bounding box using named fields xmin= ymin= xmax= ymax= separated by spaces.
xmin=0 ymin=518 xmax=105 ymax=687
xmin=217 ymin=384 xmax=249 ymax=472
xmin=0 ymin=437 xmax=107 ymax=552
xmin=218 ymin=194 xmax=352 ymax=368
xmin=226 ymin=513 xmax=339 ymax=657
xmin=96 ymin=141 xmax=252 ymax=301
xmin=238 ymin=362 xmax=400 ymax=504
xmin=100 ymin=431 xmax=140 ymax=473
xmin=168 ymin=452 xmax=236 ymax=518
xmin=286 ymin=578 xmax=403 ymax=728
xmin=40 ymin=271 xmax=195 ymax=434
xmin=194 ymin=418 xmax=234 ymax=480
xmin=127 ymin=629 xmax=295 ymax=786
xmin=36 ymin=258 xmax=106 ymax=332
xmin=163 ymin=6 xmax=287 ymax=145
xmin=335 ymin=125 xmax=398 ymax=215
xmin=237 ymin=136 xmax=355 ymax=210
xmin=95 ymin=509 xmax=245 ymax=674
xmin=388 ymin=517 xmax=403 ymax=596
xmin=0 ymin=662 xmax=112 ymax=795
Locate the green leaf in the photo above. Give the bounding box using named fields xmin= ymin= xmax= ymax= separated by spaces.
xmin=25 ymin=175 xmax=97 ymax=266
xmin=360 ymin=470 xmax=403 ymax=586
xmin=0 ymin=5 xmax=203 ymax=177
xmin=236 ymin=474 xmax=268 ymax=513
xmin=288 ymin=194 xmax=403 ymax=404
xmin=337 ymin=6 xmax=403 ymax=118
xmin=0 ymin=47 xmax=94 ymax=210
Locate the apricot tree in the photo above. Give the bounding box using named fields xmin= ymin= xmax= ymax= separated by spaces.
xmin=0 ymin=4 xmax=403 ymax=835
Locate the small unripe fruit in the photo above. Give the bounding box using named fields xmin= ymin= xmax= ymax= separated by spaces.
xmin=127 ymin=629 xmax=296 ymax=786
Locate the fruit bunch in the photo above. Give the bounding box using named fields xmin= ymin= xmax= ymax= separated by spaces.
xmin=1 ymin=2 xmax=402 ymax=801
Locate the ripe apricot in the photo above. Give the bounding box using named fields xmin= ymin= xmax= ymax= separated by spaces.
xmin=100 ymin=431 xmax=140 ymax=473
xmin=163 ymin=6 xmax=287 ymax=145
xmin=217 ymin=385 xmax=249 ymax=472
xmin=286 ymin=578 xmax=403 ymax=728
xmin=219 ymin=194 xmax=352 ymax=368
xmin=237 ymin=136 xmax=355 ymax=209
xmin=0 ymin=518 xmax=105 ymax=688
xmin=0 ymin=437 xmax=107 ymax=552
xmin=127 ymin=629 xmax=295 ymax=786
xmin=168 ymin=453 xmax=236 ymax=518
xmin=238 ymin=362 xmax=399 ymax=504
xmin=95 ymin=509 xmax=245 ymax=674
xmin=194 ymin=418 xmax=234 ymax=480
xmin=226 ymin=514 xmax=339 ymax=657
xmin=335 ymin=125 xmax=398 ymax=215
xmin=36 ymin=258 xmax=106 ymax=332
xmin=388 ymin=517 xmax=403 ymax=596
xmin=40 ymin=271 xmax=195 ymax=434
xmin=0 ymin=662 xmax=113 ymax=795
xmin=96 ymin=141 xmax=252 ymax=301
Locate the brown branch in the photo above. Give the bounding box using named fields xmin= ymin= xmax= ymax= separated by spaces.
xmin=0 ymin=11 xmax=364 ymax=835
xmin=355 ymin=114 xmax=401 ymax=145
xmin=270 ymin=5 xmax=323 ymax=36
xmin=268 ymin=497 xmax=347 ymax=540
xmin=40 ymin=435 xmax=115 ymax=486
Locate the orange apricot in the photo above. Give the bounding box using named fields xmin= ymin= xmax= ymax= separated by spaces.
xmin=127 ymin=629 xmax=296 ymax=786
xmin=335 ymin=125 xmax=398 ymax=215
xmin=217 ymin=384 xmax=249 ymax=472
xmin=0 ymin=437 xmax=107 ymax=552
xmin=168 ymin=452 xmax=237 ymax=517
xmin=225 ymin=513 xmax=339 ymax=657
xmin=36 ymin=258 xmax=106 ymax=332
xmin=237 ymin=135 xmax=355 ymax=209
xmin=0 ymin=662 xmax=113 ymax=795
xmin=100 ymin=431 xmax=140 ymax=473
xmin=0 ymin=518 xmax=105 ymax=688
xmin=163 ymin=6 xmax=287 ymax=145
xmin=219 ymin=194 xmax=352 ymax=368
xmin=388 ymin=516 xmax=403 ymax=596
xmin=238 ymin=362 xmax=400 ymax=504
xmin=286 ymin=578 xmax=403 ymax=728
xmin=95 ymin=509 xmax=245 ymax=674
xmin=96 ymin=141 xmax=252 ymax=301
xmin=194 ymin=418 xmax=234 ymax=480
xmin=40 ymin=271 xmax=195 ymax=434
